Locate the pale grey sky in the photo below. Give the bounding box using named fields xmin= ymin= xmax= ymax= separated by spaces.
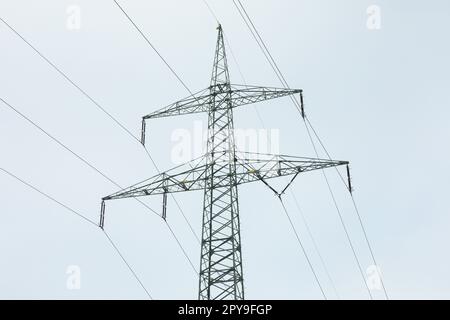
xmin=0 ymin=0 xmax=449 ymax=299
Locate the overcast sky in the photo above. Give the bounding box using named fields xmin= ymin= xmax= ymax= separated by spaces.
xmin=1 ymin=0 xmax=449 ymax=299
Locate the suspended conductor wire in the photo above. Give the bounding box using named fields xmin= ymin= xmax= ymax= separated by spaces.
xmin=232 ymin=0 xmax=300 ymax=111
xmin=0 ymin=97 xmax=118 ymax=188
xmin=0 ymin=167 xmax=153 ymax=299
xmin=0 ymin=96 xmax=160 ymax=218
xmin=0 ymin=96 xmax=190 ymax=276
xmin=112 ymin=0 xmax=194 ymax=96
xmin=112 ymin=0 xmax=201 ymax=244
xmin=103 ymin=230 xmax=154 ymax=299
xmin=234 ymin=0 xmax=291 ymax=94
xmin=0 ymin=16 xmax=140 ymax=144
xmin=251 ymin=172 xmax=329 ymax=299
xmin=303 ymin=122 xmax=373 ymax=299
xmin=231 ymin=0 xmax=387 ymax=299
xmin=233 ymin=3 xmax=388 ymax=297
xmin=278 ymin=197 xmax=327 ymax=300
xmin=201 ymin=0 xmax=220 ymax=23
xmin=290 ymin=191 xmax=340 ymax=299
xmin=0 ymin=167 xmax=97 ymax=227
xmin=224 ymin=35 xmax=267 ymax=128
xmin=305 ymin=117 xmax=389 ymax=299
xmin=350 ymin=194 xmax=389 ymax=299
xmin=1 ymin=96 xmax=198 ymax=277
xmin=165 ymin=222 xmax=199 ymax=275
xmin=0 ymin=14 xmax=200 ymax=265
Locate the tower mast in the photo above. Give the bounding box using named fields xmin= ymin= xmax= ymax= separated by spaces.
xmin=199 ymin=25 xmax=244 ymax=300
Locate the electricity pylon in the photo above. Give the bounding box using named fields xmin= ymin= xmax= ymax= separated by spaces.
xmin=100 ymin=25 xmax=349 ymax=300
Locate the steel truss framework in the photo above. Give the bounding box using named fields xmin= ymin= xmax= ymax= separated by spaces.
xmin=100 ymin=25 xmax=348 ymax=300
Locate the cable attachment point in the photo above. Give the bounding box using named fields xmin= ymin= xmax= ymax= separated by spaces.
xmin=300 ymin=90 xmax=305 ymax=119
xmin=141 ymin=118 xmax=146 ymax=146
xmin=346 ymin=164 xmax=354 ymax=194
xmin=276 ymin=193 xmax=283 ymax=201
xmin=99 ymin=200 xmax=106 ymax=229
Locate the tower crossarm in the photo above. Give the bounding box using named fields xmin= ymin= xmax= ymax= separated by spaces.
xmin=229 ymin=84 xmax=301 ymax=108
xmin=143 ymin=88 xmax=212 ymax=120
xmin=234 ymin=152 xmax=348 ymax=186
xmin=102 ymin=156 xmax=209 ymax=200
xmin=142 ymin=85 xmax=301 ymax=120
xmin=102 ymin=152 xmax=348 ymax=201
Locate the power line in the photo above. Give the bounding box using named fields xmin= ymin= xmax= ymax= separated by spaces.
xmin=232 ymin=7 xmax=387 ymax=298
xmin=252 ymin=172 xmax=330 ymax=299
xmin=0 ymin=14 xmax=162 ymax=181
xmin=231 ymin=0 xmax=386 ymax=299
xmin=171 ymin=194 xmax=201 ymax=244
xmin=201 ymin=0 xmax=337 ymax=298
xmin=0 ymin=14 xmax=200 ymax=268
xmin=305 ymin=117 xmax=389 ymax=299
xmin=0 ymin=16 xmax=140 ymax=144
xmin=0 ymin=167 xmax=152 ymax=299
xmin=165 ymin=222 xmax=199 ymax=275
xmin=201 ymin=0 xmax=220 ymax=23
xmin=0 ymin=96 xmax=198 ymax=277
xmin=103 ymin=230 xmax=153 ymax=299
xmin=112 ymin=0 xmax=202 ymax=245
xmin=303 ymin=111 xmax=389 ymax=299
xmin=112 ymin=0 xmax=194 ymax=96
xmin=0 ymin=96 xmax=160 ymax=218
xmin=232 ymin=0 xmax=301 ymax=112
xmin=350 ymin=194 xmax=389 ymax=299
xmin=0 ymin=97 xmax=118 ymax=188
xmin=290 ymin=192 xmax=340 ymax=299
xmin=296 ymin=118 xmax=374 ymax=299
xmin=223 ymin=34 xmax=267 ymax=128
xmin=0 ymin=167 xmax=97 ymax=227
xmin=278 ymin=197 xmax=327 ymax=299
xmin=303 ymin=121 xmax=373 ymax=299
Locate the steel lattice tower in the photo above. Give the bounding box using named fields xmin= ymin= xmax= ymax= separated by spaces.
xmin=200 ymin=26 xmax=243 ymax=299
xmin=100 ymin=25 xmax=349 ymax=300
